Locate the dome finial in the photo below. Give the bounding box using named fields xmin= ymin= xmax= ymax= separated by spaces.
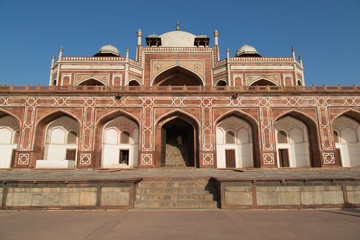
xmin=176 ymin=19 xmax=180 ymax=31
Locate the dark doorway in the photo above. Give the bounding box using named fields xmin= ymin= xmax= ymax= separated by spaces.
xmin=66 ymin=149 xmax=77 ymax=161
xmin=335 ymin=148 xmax=342 ymax=166
xmin=11 ymin=149 xmax=16 ymax=168
xmin=278 ymin=149 xmax=289 ymax=167
xmin=225 ymin=149 xmax=236 ymax=168
xmin=161 ymin=118 xmax=195 ymax=167
xmin=153 ymin=66 xmax=203 ymax=86
xmin=119 ymin=149 xmax=129 ymax=165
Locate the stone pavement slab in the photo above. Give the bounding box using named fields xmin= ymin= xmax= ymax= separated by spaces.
xmin=0 ymin=209 xmax=359 ymax=240
xmin=0 ymin=168 xmax=359 ymax=181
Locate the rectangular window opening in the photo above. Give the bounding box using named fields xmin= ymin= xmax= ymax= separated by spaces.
xmin=119 ymin=149 xmax=129 ymax=165
xmin=66 ymin=149 xmax=77 ymax=161
xmin=278 ymin=149 xmax=289 ymax=167
xmin=225 ymin=149 xmax=236 ymax=168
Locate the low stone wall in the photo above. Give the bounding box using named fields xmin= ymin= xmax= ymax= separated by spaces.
xmin=0 ymin=179 xmax=141 ymax=210
xmin=215 ymin=178 xmax=360 ymax=209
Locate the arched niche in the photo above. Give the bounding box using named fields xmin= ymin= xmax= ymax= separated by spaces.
xmin=215 ymin=80 xmax=227 ymax=86
xmin=35 ymin=112 xmax=80 ymax=168
xmin=78 ymin=78 xmax=106 ymax=86
xmin=152 ymin=66 xmax=203 ymax=86
xmin=0 ymin=113 xmax=20 ymax=168
xmin=155 ymin=111 xmax=199 ymax=168
xmin=95 ymin=111 xmax=139 ymax=168
xmin=333 ymin=113 xmax=360 ymax=167
xmin=249 ymin=79 xmax=277 ymax=86
xmin=274 ymin=112 xmax=321 ymax=168
xmin=216 ymin=115 xmax=257 ymax=168
xmin=128 ymin=80 xmax=141 ymax=86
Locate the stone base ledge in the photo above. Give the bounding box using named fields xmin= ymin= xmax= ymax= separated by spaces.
xmin=213 ymin=177 xmax=360 ymax=209
xmin=0 ymin=178 xmax=141 ymax=210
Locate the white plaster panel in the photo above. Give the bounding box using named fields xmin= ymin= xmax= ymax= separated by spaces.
xmin=342 ymin=128 xmax=357 ymax=143
xmin=50 ymin=128 xmax=66 ymax=144
xmin=231 ymin=66 xmax=293 ymax=70
xmin=0 ymin=145 xmax=15 ymax=168
xmin=214 ymin=67 xmax=226 ymax=75
xmin=105 ymin=129 xmax=118 ymax=144
xmin=129 ymin=67 xmax=142 ymax=75
xmin=36 ymin=160 xmax=75 ymax=168
xmin=0 ymin=128 xmax=12 ymax=144
xmin=61 ymin=65 xmax=125 ymax=70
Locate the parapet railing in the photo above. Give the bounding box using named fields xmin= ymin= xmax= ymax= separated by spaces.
xmin=0 ymin=85 xmax=359 ymax=93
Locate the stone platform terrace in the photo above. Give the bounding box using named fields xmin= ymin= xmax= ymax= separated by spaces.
xmin=0 ymin=168 xmax=359 ymax=210
xmin=0 ymin=167 xmax=359 ymax=181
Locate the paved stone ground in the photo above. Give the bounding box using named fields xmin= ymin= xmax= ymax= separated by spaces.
xmin=0 ymin=209 xmax=359 ymax=240
xmin=0 ymin=167 xmax=359 ymax=180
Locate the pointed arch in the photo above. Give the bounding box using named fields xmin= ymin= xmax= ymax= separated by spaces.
xmin=332 ymin=109 xmax=360 ymax=167
xmin=77 ymin=78 xmax=106 ymax=86
xmin=151 ymin=65 xmax=204 ymax=86
xmin=331 ymin=109 xmax=360 ymax=125
xmin=34 ymin=110 xmax=80 ymax=168
xmin=95 ymin=109 xmax=140 ymax=168
xmin=215 ymin=110 xmax=260 ymax=168
xmin=0 ymin=109 xmax=22 ymax=129
xmin=215 ymin=79 xmax=227 ymax=86
xmin=0 ymin=110 xmax=21 ymax=168
xmin=215 ymin=109 xmax=259 ymax=127
xmin=249 ymin=78 xmax=277 ymax=86
xmin=34 ymin=110 xmax=80 ymax=153
xmin=274 ymin=110 xmax=321 ymax=167
xmin=155 ymin=110 xmax=200 ymax=168
xmin=128 ymin=79 xmax=141 ymax=86
xmin=155 ymin=109 xmax=201 ymax=128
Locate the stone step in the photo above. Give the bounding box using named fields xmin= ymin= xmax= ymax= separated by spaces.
xmin=136 ymin=193 xmax=216 ymax=201
xmin=165 ymin=163 xmax=186 ymax=167
xmin=138 ymin=181 xmax=211 ymax=188
xmin=134 ymin=200 xmax=218 ymax=209
xmin=136 ymin=187 xmax=215 ymax=194
xmin=135 ymin=180 xmax=219 ymax=209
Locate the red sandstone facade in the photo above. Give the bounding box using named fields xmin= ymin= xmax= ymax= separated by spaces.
xmin=0 ymin=27 xmax=359 ymax=169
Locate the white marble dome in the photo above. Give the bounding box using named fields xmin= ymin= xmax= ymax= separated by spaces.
xmin=95 ymin=44 xmax=120 ymax=57
xmin=160 ymin=31 xmax=197 ymax=47
xmin=235 ymin=44 xmax=261 ymax=57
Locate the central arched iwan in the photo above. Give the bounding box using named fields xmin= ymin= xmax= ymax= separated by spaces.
xmin=152 ymin=66 xmax=203 ymax=86
xmin=155 ymin=111 xmax=200 ymax=168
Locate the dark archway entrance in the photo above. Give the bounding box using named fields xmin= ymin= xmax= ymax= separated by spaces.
xmin=78 ymin=79 xmax=105 ymax=86
xmin=161 ymin=118 xmax=194 ymax=167
xmin=153 ymin=66 xmax=203 ymax=86
xmin=250 ymin=79 xmax=277 ymax=86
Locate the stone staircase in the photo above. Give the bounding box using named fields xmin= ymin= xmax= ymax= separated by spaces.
xmin=165 ymin=144 xmax=189 ymax=167
xmin=134 ymin=179 xmax=219 ymax=209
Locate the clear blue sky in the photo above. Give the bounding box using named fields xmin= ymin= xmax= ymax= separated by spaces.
xmin=0 ymin=0 xmax=359 ymax=86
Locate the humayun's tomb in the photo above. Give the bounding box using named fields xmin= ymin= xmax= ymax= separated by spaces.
xmin=0 ymin=23 xmax=359 ymax=171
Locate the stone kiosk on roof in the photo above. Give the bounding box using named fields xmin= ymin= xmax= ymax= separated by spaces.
xmin=0 ymin=22 xmax=359 ymax=170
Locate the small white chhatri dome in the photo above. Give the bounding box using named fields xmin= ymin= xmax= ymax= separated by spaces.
xmin=94 ymin=44 xmax=120 ymax=57
xmin=235 ymin=44 xmax=261 ymax=57
xmin=160 ymin=31 xmax=196 ymax=47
